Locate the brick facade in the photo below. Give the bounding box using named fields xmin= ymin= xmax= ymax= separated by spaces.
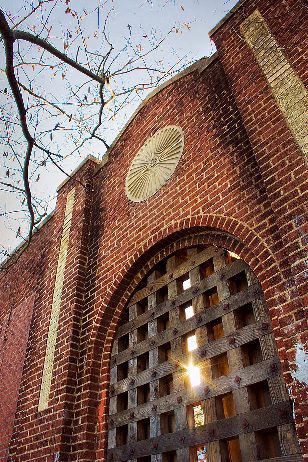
xmin=0 ymin=0 xmax=307 ymax=460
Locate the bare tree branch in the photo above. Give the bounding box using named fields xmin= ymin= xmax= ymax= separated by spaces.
xmin=0 ymin=10 xmax=35 ymax=242
xmin=13 ymin=29 xmax=105 ymax=83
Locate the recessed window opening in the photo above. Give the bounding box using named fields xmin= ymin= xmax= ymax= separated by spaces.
xmin=137 ymin=457 xmax=151 ymax=462
xmin=220 ymin=436 xmax=242 ymax=462
xmin=117 ymin=391 xmax=128 ymax=412
xmin=137 ymin=323 xmax=148 ymax=342
xmin=181 ymin=273 xmax=191 ymax=291
xmin=247 ymin=380 xmax=271 ymax=410
xmin=185 ymin=305 xmax=194 ymax=319
xmin=207 ymin=318 xmax=224 ymax=341
xmin=157 ymin=285 xmax=168 ymax=304
xmin=137 ymin=352 xmax=149 ymax=373
xmin=175 ymin=248 xmax=188 ymax=265
xmin=187 ymin=363 xmax=201 ymax=387
xmin=116 ymin=424 xmax=128 ymax=446
xmin=228 ymin=271 xmax=248 ymax=295
xmin=137 ymin=383 xmax=150 ymax=405
xmin=137 ymin=298 xmax=148 ymax=315
xmin=158 ymin=342 xmax=171 ymax=363
xmin=155 ymin=259 xmax=167 ymax=276
xmin=211 ymin=353 xmax=229 ymax=379
xmin=241 ymin=339 xmax=262 ymax=367
xmin=183 ymin=331 xmax=198 ymax=353
xmin=118 ymin=333 xmax=129 ymax=352
xmin=159 ymin=374 xmax=173 ymax=397
xmin=118 ymin=307 xmax=129 ymax=326
xmin=235 ymin=303 xmax=255 ymax=328
xmin=117 ymin=361 xmax=128 ymax=381
xmin=162 ymin=450 xmax=177 ymax=462
xmin=157 ymin=311 xmax=170 ymax=332
xmin=187 ymin=334 xmax=198 ymax=352
xmin=187 ymin=403 xmax=205 ymax=428
xmin=199 ymin=258 xmax=214 ymax=279
xmin=180 ymin=302 xmax=194 ymax=321
xmin=190 ymin=445 xmax=208 ymax=462
xmin=160 ymin=410 xmax=176 ymax=434
xmin=255 ymin=427 xmax=282 ymax=459
xmin=204 ymin=287 xmax=219 ymax=307
xmin=215 ymin=392 xmax=235 ymax=420
xmin=225 ymin=250 xmax=240 ymax=265
xmin=137 ymin=418 xmax=150 ymax=441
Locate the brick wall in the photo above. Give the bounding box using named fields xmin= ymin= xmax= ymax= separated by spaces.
xmin=0 ymin=296 xmax=34 ymax=461
xmin=0 ymin=0 xmax=306 ymax=460
xmin=210 ymin=0 xmax=307 ymax=455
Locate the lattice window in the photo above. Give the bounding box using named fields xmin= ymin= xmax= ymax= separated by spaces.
xmin=108 ymin=245 xmax=301 ymax=461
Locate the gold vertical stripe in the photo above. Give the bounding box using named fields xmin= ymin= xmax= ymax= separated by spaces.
xmin=38 ymin=188 xmax=75 ymax=411
xmin=240 ymin=10 xmax=308 ymax=158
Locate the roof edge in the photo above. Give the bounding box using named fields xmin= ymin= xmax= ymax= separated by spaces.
xmin=53 ymin=55 xmax=219 ymax=193
xmin=0 ymin=210 xmax=55 ymax=270
xmin=57 ymin=154 xmax=101 ymax=192
xmin=1 ymin=54 xmax=219 ymax=268
xmin=104 ymin=54 xmax=219 ymax=158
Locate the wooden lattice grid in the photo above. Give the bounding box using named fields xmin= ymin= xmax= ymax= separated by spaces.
xmin=107 ymin=245 xmax=301 ymax=462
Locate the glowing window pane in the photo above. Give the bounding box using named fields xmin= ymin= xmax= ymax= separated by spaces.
xmin=187 ymin=334 xmax=197 ymax=352
xmin=193 ymin=405 xmax=205 ymax=427
xmin=228 ymin=251 xmax=240 ymax=260
xmin=185 ymin=305 xmax=194 ymax=319
xmin=197 ymin=446 xmax=208 ymax=460
xmin=188 ymin=364 xmax=201 ymax=387
xmin=183 ymin=278 xmax=191 ymax=290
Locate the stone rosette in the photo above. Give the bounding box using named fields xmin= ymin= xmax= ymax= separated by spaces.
xmin=125 ymin=125 xmax=184 ymax=202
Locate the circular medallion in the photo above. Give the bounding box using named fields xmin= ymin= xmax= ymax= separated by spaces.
xmin=125 ymin=125 xmax=184 ymax=202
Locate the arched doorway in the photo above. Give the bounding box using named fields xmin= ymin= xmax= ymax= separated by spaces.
xmin=107 ymin=244 xmax=300 ymax=461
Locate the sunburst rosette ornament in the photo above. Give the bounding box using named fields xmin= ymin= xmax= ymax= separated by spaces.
xmin=125 ymin=125 xmax=184 ymax=202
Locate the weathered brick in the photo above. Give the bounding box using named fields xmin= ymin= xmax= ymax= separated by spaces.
xmin=0 ymin=0 xmax=307 ymax=460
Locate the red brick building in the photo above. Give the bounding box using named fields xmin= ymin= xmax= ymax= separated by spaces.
xmin=0 ymin=0 xmax=307 ymax=460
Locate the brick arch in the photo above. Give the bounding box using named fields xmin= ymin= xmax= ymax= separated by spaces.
xmin=86 ymin=218 xmax=285 ymax=460
xmin=93 ymin=213 xmax=281 ymax=344
xmin=91 ymin=215 xmax=282 ymax=349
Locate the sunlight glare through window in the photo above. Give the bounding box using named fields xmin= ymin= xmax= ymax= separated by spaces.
xmin=188 ymin=363 xmax=201 ymax=387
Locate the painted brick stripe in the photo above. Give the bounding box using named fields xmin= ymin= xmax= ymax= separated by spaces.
xmin=240 ymin=10 xmax=308 ymax=158
xmin=38 ymin=188 xmax=76 ymax=411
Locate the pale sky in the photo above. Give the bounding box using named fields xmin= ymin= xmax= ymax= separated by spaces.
xmin=0 ymin=0 xmax=239 ymax=257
